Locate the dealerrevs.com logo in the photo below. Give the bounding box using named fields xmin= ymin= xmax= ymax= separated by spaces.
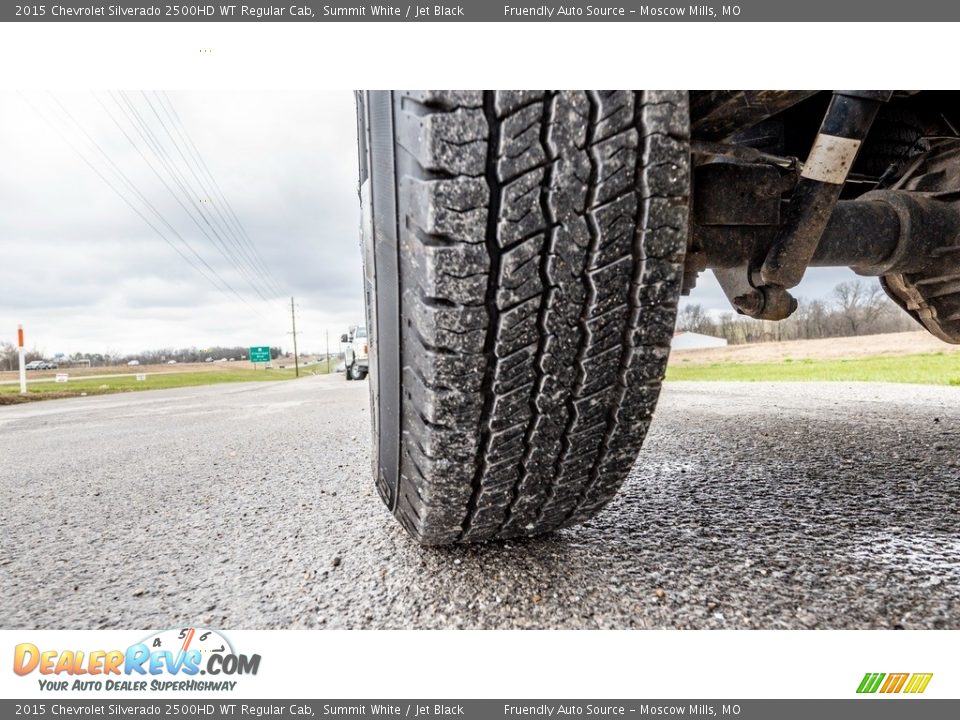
xmin=13 ymin=627 xmax=260 ymax=692
xmin=857 ymin=673 xmax=933 ymax=694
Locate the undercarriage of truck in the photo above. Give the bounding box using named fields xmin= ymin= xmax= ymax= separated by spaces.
xmin=686 ymin=90 xmax=960 ymax=343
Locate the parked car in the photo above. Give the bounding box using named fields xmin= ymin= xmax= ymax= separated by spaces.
xmin=127 ymin=360 xmax=140 ymax=366
xmin=24 ymin=360 xmax=44 ymax=371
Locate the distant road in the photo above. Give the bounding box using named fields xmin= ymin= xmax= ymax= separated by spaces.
xmin=0 ymin=360 xmax=309 ymax=386
xmin=0 ymin=370 xmax=184 ymax=385
xmin=1 ymin=376 xmax=958 ymax=629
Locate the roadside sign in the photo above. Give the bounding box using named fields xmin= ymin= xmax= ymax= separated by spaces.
xmin=55 ymin=374 xmax=68 ymax=383
xmin=249 ymin=346 xmax=271 ymax=363
xmin=135 ymin=374 xmax=146 ymax=381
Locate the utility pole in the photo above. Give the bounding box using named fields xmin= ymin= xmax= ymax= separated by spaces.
xmin=325 ymin=330 xmax=330 ymax=374
xmin=290 ymin=296 xmax=299 ymax=378
xmin=17 ymin=325 xmax=26 ymax=395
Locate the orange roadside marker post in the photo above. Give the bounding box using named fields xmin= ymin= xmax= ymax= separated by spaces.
xmin=17 ymin=325 xmax=27 ymax=395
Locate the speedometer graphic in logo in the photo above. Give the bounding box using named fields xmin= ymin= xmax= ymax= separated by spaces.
xmin=141 ymin=627 xmax=234 ymax=658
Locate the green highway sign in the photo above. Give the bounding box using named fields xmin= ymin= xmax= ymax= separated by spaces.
xmin=249 ymin=346 xmax=271 ymax=363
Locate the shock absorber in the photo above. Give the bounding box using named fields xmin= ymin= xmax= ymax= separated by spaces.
xmin=739 ymin=91 xmax=894 ymax=320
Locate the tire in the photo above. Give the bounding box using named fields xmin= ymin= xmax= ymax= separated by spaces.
xmin=349 ymin=363 xmax=366 ymax=381
xmin=357 ymin=91 xmax=690 ymax=545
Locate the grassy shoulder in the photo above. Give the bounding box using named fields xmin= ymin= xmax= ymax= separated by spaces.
xmin=0 ymin=368 xmax=303 ymax=405
xmin=666 ymin=351 xmax=960 ymax=385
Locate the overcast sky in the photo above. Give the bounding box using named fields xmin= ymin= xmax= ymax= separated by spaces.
xmin=0 ymin=90 xmax=362 ymax=357
xmin=0 ymin=91 xmax=855 ymax=357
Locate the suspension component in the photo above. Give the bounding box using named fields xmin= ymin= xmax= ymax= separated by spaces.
xmin=688 ymin=154 xmax=960 ymax=343
xmin=742 ymin=91 xmax=894 ymax=319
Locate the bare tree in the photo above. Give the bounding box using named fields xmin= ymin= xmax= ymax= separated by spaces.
xmin=833 ymin=279 xmax=886 ymax=335
xmin=0 ymin=342 xmax=16 ymax=372
xmin=677 ymin=304 xmax=716 ymax=335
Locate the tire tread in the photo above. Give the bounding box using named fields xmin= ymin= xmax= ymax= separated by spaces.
xmin=381 ymin=90 xmax=689 ymax=544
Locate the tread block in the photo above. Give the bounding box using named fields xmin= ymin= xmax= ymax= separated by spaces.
xmin=496 ymin=91 xmax=548 ymax=118
xmin=497 ymin=101 xmax=546 ymax=180
xmin=497 ymin=234 xmax=544 ymax=307
xmin=402 ymin=365 xmax=483 ymax=429
xmin=397 ymin=106 xmax=488 ymax=177
xmin=495 ymin=295 xmax=541 ymax=351
xmin=402 ymin=177 xmax=488 ymax=243
xmin=407 ymin=90 xmax=483 ymax=109
xmin=593 ymin=91 xmax=636 ymax=142
xmin=593 ymin=129 xmax=639 ymax=205
xmin=406 ymin=290 xmax=486 ymax=354
xmin=498 ymin=168 xmax=547 ymax=246
xmin=411 ymin=241 xmax=490 ymax=303
xmin=592 ymin=194 xmax=639 ymax=268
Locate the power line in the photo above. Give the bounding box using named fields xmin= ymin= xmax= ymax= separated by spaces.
xmin=111 ymin=91 xmax=278 ymax=306
xmin=54 ymin=96 xmax=240 ymax=294
xmin=152 ymin=92 xmax=283 ymax=299
xmin=156 ymin=91 xmax=286 ymax=299
xmin=138 ymin=91 xmax=280 ymax=301
xmin=77 ymin=93 xmax=277 ymax=323
xmin=119 ymin=90 xmax=277 ymax=304
xmin=24 ymin=93 xmax=270 ymax=322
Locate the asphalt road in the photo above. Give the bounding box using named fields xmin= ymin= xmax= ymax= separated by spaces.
xmin=1 ymin=376 xmax=958 ymax=629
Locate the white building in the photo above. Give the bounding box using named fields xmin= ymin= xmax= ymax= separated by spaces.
xmin=672 ymin=331 xmax=728 ymax=350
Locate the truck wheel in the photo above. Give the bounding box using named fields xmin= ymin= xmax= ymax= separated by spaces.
xmin=349 ymin=363 xmax=366 ymax=381
xmin=357 ymin=91 xmax=690 ymax=544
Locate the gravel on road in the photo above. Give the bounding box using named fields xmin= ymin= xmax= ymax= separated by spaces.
xmin=1 ymin=376 xmax=957 ymax=629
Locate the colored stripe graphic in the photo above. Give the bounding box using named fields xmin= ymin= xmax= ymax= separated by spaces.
xmin=904 ymin=673 xmax=934 ymax=694
xmin=857 ymin=672 xmax=932 ymax=694
xmin=857 ymin=673 xmax=885 ymax=693
xmin=880 ymin=673 xmax=908 ymax=693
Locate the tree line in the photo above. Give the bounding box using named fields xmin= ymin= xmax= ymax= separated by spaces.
xmin=678 ymin=279 xmax=917 ymax=344
xmin=0 ymin=344 xmax=284 ymax=372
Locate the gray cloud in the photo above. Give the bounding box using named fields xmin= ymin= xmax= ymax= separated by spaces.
xmin=0 ymin=91 xmax=362 ymax=356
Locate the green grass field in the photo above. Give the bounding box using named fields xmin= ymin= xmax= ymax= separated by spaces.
xmin=666 ymin=351 xmax=960 ymax=385
xmin=0 ymin=368 xmax=303 ymax=404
